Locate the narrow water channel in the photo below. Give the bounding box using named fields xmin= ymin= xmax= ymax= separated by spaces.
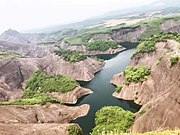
xmin=74 ymin=46 xmax=141 ymax=135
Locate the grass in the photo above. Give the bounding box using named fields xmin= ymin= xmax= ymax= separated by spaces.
xmin=54 ymin=49 xmax=87 ymax=62
xmin=92 ymin=106 xmax=135 ymax=135
xmin=124 ymin=66 xmax=151 ymax=84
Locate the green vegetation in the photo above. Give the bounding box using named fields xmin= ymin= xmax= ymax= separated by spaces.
xmin=0 ymin=71 xmax=79 ymax=105
xmin=24 ymin=70 xmax=79 ymax=97
xmin=67 ymin=124 xmax=83 ymax=135
xmin=92 ymin=106 xmax=135 ymax=135
xmin=132 ymin=33 xmax=180 ymax=58
xmin=0 ymin=51 xmax=22 ymax=58
xmin=54 ymin=49 xmax=87 ymax=62
xmin=170 ymin=55 xmax=180 ymax=67
xmin=124 ymin=66 xmax=151 ymax=84
xmin=87 ymin=41 xmax=119 ymax=51
xmin=115 ymin=86 xmax=123 ymax=93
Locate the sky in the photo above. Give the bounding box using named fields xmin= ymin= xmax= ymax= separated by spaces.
xmin=0 ymin=0 xmax=159 ymax=33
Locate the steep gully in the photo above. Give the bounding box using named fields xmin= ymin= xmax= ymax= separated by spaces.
xmin=71 ymin=43 xmax=141 ymax=135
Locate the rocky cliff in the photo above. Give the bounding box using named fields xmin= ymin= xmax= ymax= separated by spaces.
xmin=0 ymin=104 xmax=89 ymax=135
xmin=111 ymin=40 xmax=180 ymax=133
xmin=112 ymin=25 xmax=147 ymax=42
xmin=161 ymin=19 xmax=180 ymax=33
xmin=0 ymin=54 xmax=103 ymax=102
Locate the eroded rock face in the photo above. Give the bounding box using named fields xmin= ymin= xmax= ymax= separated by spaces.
xmin=0 ymin=55 xmax=100 ymax=101
xmin=0 ymin=104 xmax=90 ymax=123
xmin=161 ymin=20 xmax=180 ymax=33
xmin=48 ymin=86 xmax=93 ymax=104
xmin=111 ymin=40 xmax=180 ymax=133
xmin=0 ymin=104 xmax=89 ymax=135
xmin=112 ymin=25 xmax=147 ymax=42
xmin=0 ymin=123 xmax=70 ymax=135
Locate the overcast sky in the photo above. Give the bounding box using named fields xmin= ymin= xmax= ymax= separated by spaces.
xmin=0 ymin=0 xmax=159 ymax=33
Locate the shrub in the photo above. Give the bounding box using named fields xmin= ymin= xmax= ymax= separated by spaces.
xmin=92 ymin=106 xmax=135 ymax=135
xmin=67 ymin=124 xmax=83 ymax=135
xmin=124 ymin=66 xmax=151 ymax=84
xmin=87 ymin=41 xmax=119 ymax=51
xmin=170 ymin=55 xmax=180 ymax=67
xmin=115 ymin=86 xmax=123 ymax=93
xmin=54 ymin=49 xmax=86 ymax=62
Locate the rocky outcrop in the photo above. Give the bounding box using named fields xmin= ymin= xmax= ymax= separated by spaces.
xmin=161 ymin=20 xmax=180 ymax=33
xmin=48 ymin=86 xmax=93 ymax=104
xmin=112 ymin=25 xmax=147 ymax=42
xmin=40 ymin=55 xmax=105 ymax=81
xmin=0 ymin=123 xmax=71 ymax=135
xmin=111 ymin=40 xmax=180 ymax=133
xmin=0 ymin=55 xmax=102 ymax=101
xmin=0 ymin=104 xmax=89 ymax=135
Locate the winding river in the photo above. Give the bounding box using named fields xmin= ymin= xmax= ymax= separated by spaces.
xmin=74 ymin=44 xmax=141 ymax=135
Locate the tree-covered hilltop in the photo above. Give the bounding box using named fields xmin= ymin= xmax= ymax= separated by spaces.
xmin=54 ymin=49 xmax=87 ymax=62
xmin=87 ymin=41 xmax=119 ymax=51
xmin=92 ymin=106 xmax=135 ymax=135
xmin=0 ymin=70 xmax=79 ymax=105
xmin=132 ymin=33 xmax=180 ymax=58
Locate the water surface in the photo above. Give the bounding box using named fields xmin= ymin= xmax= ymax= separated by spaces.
xmin=74 ymin=47 xmax=141 ymax=135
